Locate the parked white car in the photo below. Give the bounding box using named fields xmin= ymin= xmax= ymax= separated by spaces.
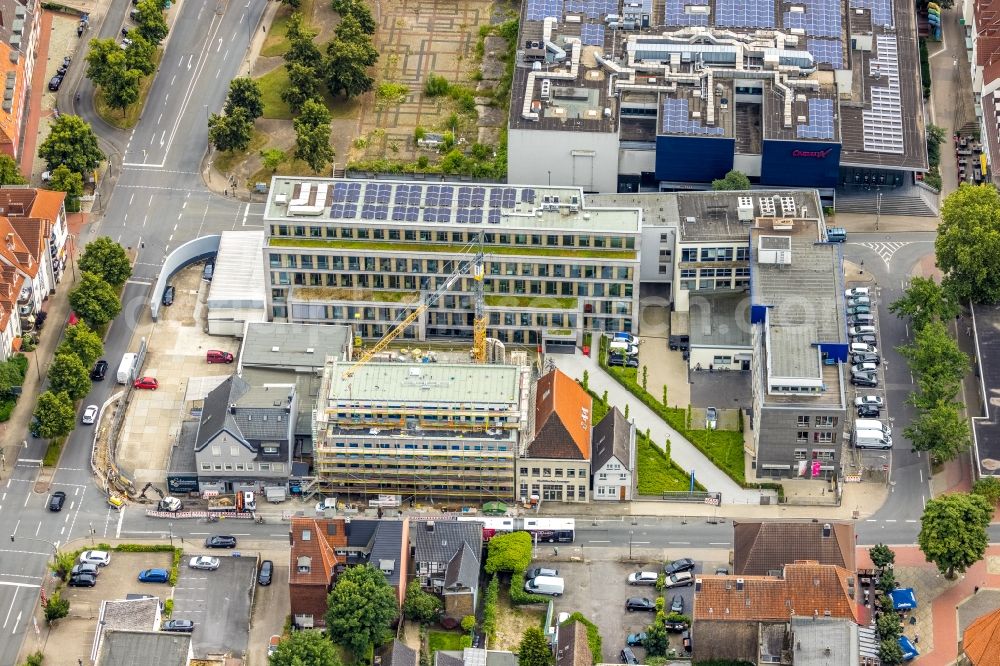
xmin=78 ymin=550 xmax=111 ymax=567
xmin=627 ymin=571 xmax=659 ymax=586
xmin=189 ymin=556 xmax=220 ymax=571
xmin=854 ymin=395 xmax=884 ymax=408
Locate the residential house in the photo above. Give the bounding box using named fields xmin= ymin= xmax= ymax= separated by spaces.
xmin=0 ymin=0 xmax=39 ymax=162
xmin=961 ymin=605 xmax=1000 ymax=666
xmin=411 ymin=520 xmax=483 ymax=620
xmin=691 ymin=561 xmax=860 ymax=663
xmin=518 ymin=368 xmax=592 ymax=503
xmin=378 ymin=640 xmax=419 ymax=666
xmin=733 ymin=521 xmax=856 ymax=576
xmin=90 ymin=597 xmax=162 ymax=662
xmin=289 ymin=516 xmax=408 ymax=628
xmin=0 ymin=262 xmax=21 ymax=360
xmin=436 ymin=648 xmax=518 ymax=666
xmin=556 ymin=620 xmax=593 ymax=666
xmin=96 ymin=631 xmax=193 ymax=666
xmin=0 ymin=187 xmax=71 ymax=305
xmin=591 ymin=407 xmax=636 ymax=501
xmin=194 ymin=374 xmax=297 ymax=494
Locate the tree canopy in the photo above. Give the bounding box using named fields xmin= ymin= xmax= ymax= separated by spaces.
xmin=918 ymin=492 xmax=993 ymax=578
xmin=484 ymin=531 xmax=532 ymax=574
xmin=518 ymin=627 xmax=553 ymax=666
xmin=69 ymin=272 xmax=122 ymax=328
xmin=268 ymin=630 xmax=342 ymax=666
xmin=402 ymin=580 xmax=442 ymax=624
xmin=293 ymin=99 xmax=334 ymax=173
xmin=48 ymin=353 xmax=92 ymax=400
xmin=903 ymin=402 xmax=971 ymax=461
xmin=282 ymin=63 xmax=319 ymax=114
xmin=972 ymin=476 xmax=1000 ymax=505
xmin=868 ymin=544 xmax=895 ymax=569
xmin=79 ymin=237 xmax=132 ymax=287
xmin=0 ymin=155 xmax=26 ymax=185
xmin=899 ymin=319 xmax=968 ymax=404
xmin=711 ymin=169 xmax=751 ymax=191
xmin=889 ymin=277 xmax=960 ymax=332
xmin=38 ymin=115 xmax=104 ymax=175
xmin=208 ymin=109 xmax=254 ymax=153
xmin=325 ymin=565 xmax=398 ymax=657
xmin=125 ymin=34 xmax=157 ymax=76
xmin=225 ymin=77 xmax=265 ymax=120
xmin=33 ymin=390 xmax=76 ymax=439
xmin=936 ymin=183 xmax=1000 ymax=303
xmin=57 ymin=322 xmax=104 ymax=369
xmin=47 ymin=165 xmax=84 ymax=212
xmin=135 ymin=0 xmax=169 ymax=45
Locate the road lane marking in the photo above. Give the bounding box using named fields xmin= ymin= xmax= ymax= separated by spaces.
xmin=668 ymin=541 xmax=691 ymax=545
xmin=217 ymin=38 xmax=223 ymax=52
xmin=11 ymin=520 xmax=18 ymax=536
xmin=116 ymin=509 xmax=124 ymax=539
xmin=587 ymin=540 xmax=610 ymax=543
xmin=157 ymin=113 xmax=162 ymax=124
xmin=129 ymin=193 xmax=134 ymax=206
xmin=708 ymin=542 xmax=730 ymax=546
xmin=2 ymin=588 xmax=17 ymax=629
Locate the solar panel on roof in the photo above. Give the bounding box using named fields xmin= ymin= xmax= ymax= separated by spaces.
xmin=796 ymin=98 xmax=835 ymax=140
xmin=580 ymin=23 xmax=605 ymax=46
xmin=489 ymin=189 xmax=502 ymax=205
xmin=333 ymin=183 xmax=348 ymax=202
xmin=782 ymin=0 xmax=840 ymax=39
xmin=806 ymin=39 xmax=843 ymax=68
xmin=862 ymin=34 xmax=903 ymax=154
xmin=407 ymin=211 xmax=418 ymax=221
xmin=850 ymin=0 xmax=894 ymax=29
xmin=423 ymin=209 xmax=436 ymax=222
xmin=660 ymin=98 xmax=726 ymax=135
xmin=343 ymin=204 xmax=357 ymax=218
xmin=716 ymin=0 xmax=774 ymax=28
xmin=522 ymin=188 xmax=536 ymax=203
xmin=526 ymin=0 xmax=562 ymax=21
xmin=488 ymin=210 xmax=501 ymax=224
xmin=664 ymin=0 xmax=710 ymax=26
xmin=331 ymin=203 xmax=343 ymax=217
xmin=469 ymin=210 xmax=483 ymax=224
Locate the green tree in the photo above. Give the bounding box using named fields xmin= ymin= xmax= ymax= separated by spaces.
xmin=918 ymin=492 xmax=994 ymax=578
xmin=79 ymin=237 xmax=132 ymax=287
xmin=334 ymin=13 xmax=372 ymax=45
xmin=56 ymin=322 xmax=104 ymax=369
xmin=898 ymin=320 xmax=968 ymax=401
xmin=135 ymin=0 xmax=169 ymax=44
xmin=973 ymin=476 xmax=1000 ymax=505
xmin=225 ymin=77 xmax=265 ymax=120
xmin=69 ymin=272 xmax=122 ymax=328
xmin=293 ymin=99 xmax=334 ymax=173
xmin=876 ymin=568 xmax=897 ymax=596
xmin=936 ymin=183 xmax=1000 ymax=303
xmin=282 ymin=62 xmax=319 ymax=113
xmin=461 ymin=615 xmax=476 ymax=633
xmin=269 ymin=631 xmax=341 ymax=666
xmin=325 ymin=565 xmax=399 ymax=657
xmin=46 ymin=165 xmax=84 ymax=212
xmin=875 ymin=612 xmax=902 ymax=641
xmin=279 ymin=0 xmax=301 ymax=7
xmin=878 ymin=638 xmax=904 ymax=666
xmin=38 ymin=115 xmax=104 ymax=175
xmin=333 ymin=0 xmax=376 ymax=33
xmin=84 ymin=38 xmax=123 ymax=88
xmin=50 ymin=550 xmax=77 ymax=579
xmin=43 ymin=592 xmax=69 ymax=625
xmin=260 ymin=148 xmax=286 ymax=173
xmin=21 ymin=650 xmax=44 ymax=666
xmin=324 ymin=36 xmax=376 ymax=99
xmin=424 ymin=74 xmax=450 ymax=97
xmin=208 ymin=109 xmax=254 ymax=153
xmin=402 ymin=579 xmax=442 ymax=624
xmin=711 ymin=169 xmax=751 ymax=191
xmin=644 ymin=614 xmax=670 ymax=656
xmin=0 ymin=155 xmax=26 ymax=185
xmin=33 ymin=391 xmax=76 ymax=439
xmin=48 ymin=353 xmax=91 ymax=400
xmin=103 ymin=66 xmax=142 ymax=116
xmin=889 ymin=277 xmax=960 ymax=332
xmin=125 ymin=33 xmax=157 ymax=76
xmin=0 ymin=357 xmax=24 ymax=397
xmin=903 ymin=402 xmax=971 ymax=462
xmin=517 ymin=627 xmax=552 ymax=666
xmin=868 ymin=544 xmax=895 ymax=569
xmin=484 ymin=531 xmax=532 ymax=574
xmin=284 ymin=15 xmax=321 ymax=66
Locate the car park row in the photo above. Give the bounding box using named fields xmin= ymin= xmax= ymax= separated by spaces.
xmin=845 ymin=287 xmax=892 ymax=451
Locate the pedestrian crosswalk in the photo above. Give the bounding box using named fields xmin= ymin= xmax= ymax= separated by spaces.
xmin=857 ymin=241 xmax=908 ymax=268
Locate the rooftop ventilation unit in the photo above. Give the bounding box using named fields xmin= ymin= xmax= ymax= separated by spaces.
xmin=737 ymin=196 xmax=754 ymax=222
xmin=780 ymin=196 xmax=797 ymax=216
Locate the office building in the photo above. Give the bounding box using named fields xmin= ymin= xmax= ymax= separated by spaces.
xmin=263 ymin=176 xmax=642 ymax=349
xmin=508 ymin=0 xmax=931 ymax=215
xmin=311 ymin=359 xmax=531 ymax=502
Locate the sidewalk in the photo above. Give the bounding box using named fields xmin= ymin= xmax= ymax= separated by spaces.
xmin=831 ymin=213 xmax=941 ymax=233
xmin=549 ymin=352 xmax=761 ymax=504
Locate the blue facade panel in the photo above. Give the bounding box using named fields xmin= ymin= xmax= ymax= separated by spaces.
xmin=760 ymin=140 xmax=841 ymax=188
xmin=655 ymin=136 xmax=735 ymax=182
xmin=818 ymin=342 xmax=849 ymax=363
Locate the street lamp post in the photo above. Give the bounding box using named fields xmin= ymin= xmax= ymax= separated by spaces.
xmin=169 ymin=522 xmax=174 ymax=547
xmin=629 ymin=530 xmax=633 ymax=560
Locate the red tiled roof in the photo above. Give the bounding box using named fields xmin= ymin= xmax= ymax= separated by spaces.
xmin=530 ymin=369 xmax=592 ymax=459
xmin=289 ymin=517 xmax=347 ymax=586
xmin=694 ymin=561 xmax=859 ymax=624
xmin=28 ymin=190 xmax=65 ymax=224
xmin=0 ymin=216 xmax=37 ymax=278
xmin=964 ymin=606 xmax=1000 ymax=666
xmin=0 ymin=42 xmax=25 ymax=156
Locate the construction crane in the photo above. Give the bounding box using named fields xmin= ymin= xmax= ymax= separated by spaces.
xmin=341 ymin=238 xmax=487 ymax=380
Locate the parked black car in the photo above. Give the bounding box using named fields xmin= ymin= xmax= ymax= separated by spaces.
xmin=47 ymin=74 xmax=63 ymax=91
xmin=851 ymin=353 xmax=880 ymax=365
xmin=851 ymin=375 xmax=879 ymax=388
xmin=161 ymin=285 xmax=175 ymax=306
xmin=69 ymin=573 xmax=97 ymax=587
xmin=163 ymin=620 xmax=195 ymax=633
xmin=608 ymin=353 xmax=639 ymax=368
xmin=204 ymin=535 xmax=237 ymax=548
xmin=620 ymin=648 xmax=639 ymax=665
xmin=857 ymin=405 xmax=881 ymax=418
xmin=258 ymin=560 xmax=273 ymax=586
xmin=90 ymin=359 xmax=108 ymax=381
xmin=664 ymin=558 xmax=696 ymax=576
xmin=625 ymin=597 xmax=656 ymax=612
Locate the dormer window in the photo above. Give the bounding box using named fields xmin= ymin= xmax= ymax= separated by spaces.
xmin=262 ymin=443 xmax=280 ymax=455
xmin=297 ymin=556 xmax=311 ymax=574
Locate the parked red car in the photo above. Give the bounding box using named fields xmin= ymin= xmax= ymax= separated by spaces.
xmin=133 ymin=377 xmax=159 ymax=390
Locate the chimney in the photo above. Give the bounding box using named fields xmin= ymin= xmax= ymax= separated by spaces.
xmin=736 ymin=578 xmax=744 ymax=591
xmin=822 ymin=523 xmax=832 ymax=538
xmin=5 ymin=233 xmax=12 ymax=250
xmin=345 ymin=517 xmax=351 ymax=536
xmin=229 ymin=404 xmax=236 ymax=414
xmin=426 ymin=521 xmax=435 ymax=532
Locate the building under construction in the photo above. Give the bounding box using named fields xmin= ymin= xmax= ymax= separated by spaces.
xmin=310 ymin=358 xmax=532 ymax=503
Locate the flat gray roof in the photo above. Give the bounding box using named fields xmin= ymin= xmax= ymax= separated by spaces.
xmin=324 ymin=361 xmax=521 ymax=406
xmin=586 ymin=192 xmax=680 ymax=228
xmin=689 ymin=292 xmax=752 ymax=348
xmin=789 ymin=617 xmax=859 ymax=666
xmin=239 ymin=322 xmax=352 ymax=370
xmin=98 ymin=631 xmax=191 ymax=666
xmin=264 ymin=177 xmax=641 ymax=233
xmin=751 ymin=217 xmax=845 ymax=383
xmin=207 ymin=230 xmax=266 ymax=309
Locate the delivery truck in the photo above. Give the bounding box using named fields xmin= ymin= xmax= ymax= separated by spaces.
xmin=117 ymin=353 xmax=137 ymax=384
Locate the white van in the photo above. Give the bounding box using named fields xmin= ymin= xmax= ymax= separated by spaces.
xmin=609 ymin=340 xmax=639 ymax=356
xmin=524 ymin=575 xmax=564 ymax=596
xmin=855 ymin=418 xmax=891 ymax=435
xmin=845 ymin=287 xmax=870 ymax=298
xmin=854 ymin=428 xmax=892 ymax=449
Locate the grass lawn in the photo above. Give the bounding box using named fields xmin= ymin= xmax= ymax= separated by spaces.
xmin=260 ymin=3 xmax=297 ymax=57
xmin=43 ymin=435 xmax=66 ymax=467
xmin=636 ymin=433 xmax=700 ymax=493
xmin=212 ymin=130 xmax=268 ymax=175
xmin=268 ymin=237 xmax=637 ymax=260
xmin=428 ymin=631 xmax=467 ymax=653
xmin=95 ymin=50 xmax=164 ymax=129
xmin=257 ymin=66 xmax=294 ymax=120
xmin=484 ymin=295 xmax=577 ymax=309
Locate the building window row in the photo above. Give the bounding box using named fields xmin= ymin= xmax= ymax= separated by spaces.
xmin=793 ymin=448 xmax=837 ymax=461
xmin=270 ymin=225 xmax=637 ymax=250
xmin=326 ymin=441 xmax=510 ymax=452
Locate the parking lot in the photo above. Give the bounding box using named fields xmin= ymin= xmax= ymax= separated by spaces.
xmin=173 ymin=551 xmax=257 ymax=657
xmin=535 ymin=552 xmax=729 ymax=662
xmin=116 ymin=263 xmax=240 ymax=485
